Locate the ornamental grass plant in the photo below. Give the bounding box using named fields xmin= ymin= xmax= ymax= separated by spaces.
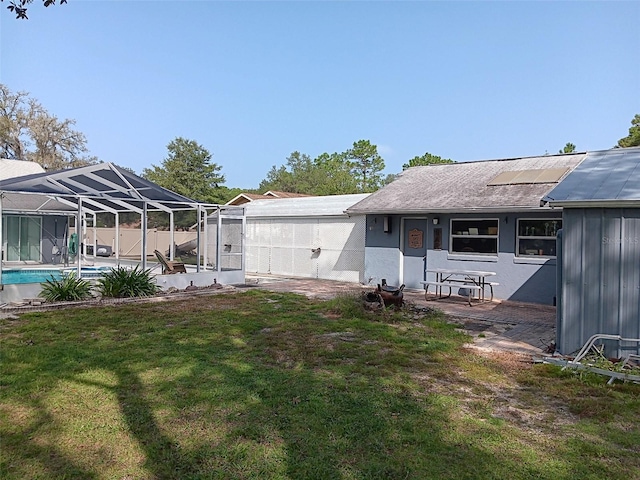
xmin=38 ymin=272 xmax=93 ymax=302
xmin=96 ymin=266 xmax=160 ymax=298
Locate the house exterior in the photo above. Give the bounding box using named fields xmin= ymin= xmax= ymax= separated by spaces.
xmin=1 ymin=159 xmax=71 ymax=264
xmin=243 ymin=194 xmax=369 ymax=282
xmin=543 ymin=147 xmax=640 ymax=356
xmin=346 ymin=152 xmax=587 ymax=304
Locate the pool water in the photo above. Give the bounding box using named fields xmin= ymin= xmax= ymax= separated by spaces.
xmin=1 ymin=269 xmax=63 ymax=284
xmin=1 ymin=267 xmax=112 ymax=285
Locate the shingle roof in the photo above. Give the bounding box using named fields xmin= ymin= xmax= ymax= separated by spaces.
xmin=264 ymin=191 xmax=313 ymax=198
xmin=226 ymin=193 xmax=273 ymax=205
xmin=0 ymin=159 xmax=45 ymax=180
xmin=226 ymin=191 xmax=314 ymax=205
xmin=346 ymin=153 xmax=586 ymax=214
xmin=543 ymin=147 xmax=640 ymax=206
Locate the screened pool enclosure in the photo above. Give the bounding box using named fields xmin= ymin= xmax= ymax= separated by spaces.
xmin=0 ymin=162 xmax=245 ymax=302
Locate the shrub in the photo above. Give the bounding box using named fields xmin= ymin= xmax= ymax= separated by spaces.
xmin=39 ymin=273 xmax=93 ymax=302
xmin=97 ymin=266 xmax=160 ymax=298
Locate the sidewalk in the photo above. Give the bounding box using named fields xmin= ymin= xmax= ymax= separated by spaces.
xmin=249 ymin=274 xmax=556 ymax=357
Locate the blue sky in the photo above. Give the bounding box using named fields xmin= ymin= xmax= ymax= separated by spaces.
xmin=1 ymin=1 xmax=638 ymax=189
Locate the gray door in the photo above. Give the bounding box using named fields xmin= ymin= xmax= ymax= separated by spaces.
xmin=402 ymin=218 xmax=427 ymax=289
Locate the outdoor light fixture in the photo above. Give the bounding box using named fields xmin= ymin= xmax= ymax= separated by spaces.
xmin=432 ymin=217 xmax=440 ymax=225
xmin=383 ymin=216 xmax=391 ymax=233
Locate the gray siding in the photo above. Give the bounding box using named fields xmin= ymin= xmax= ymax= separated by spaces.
xmin=364 ymin=212 xmax=561 ymax=304
xmin=558 ymin=208 xmax=640 ymax=356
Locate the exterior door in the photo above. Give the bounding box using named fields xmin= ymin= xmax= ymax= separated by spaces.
xmin=3 ymin=216 xmax=42 ymax=262
xmin=402 ymin=218 xmax=427 ymax=289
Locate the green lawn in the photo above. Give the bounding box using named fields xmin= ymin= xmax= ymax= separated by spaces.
xmin=1 ymin=290 xmax=639 ymax=479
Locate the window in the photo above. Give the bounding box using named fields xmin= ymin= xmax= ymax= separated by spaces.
xmin=433 ymin=228 xmax=442 ymax=250
xmin=450 ymin=219 xmax=498 ymax=254
xmin=517 ymin=219 xmax=561 ymax=257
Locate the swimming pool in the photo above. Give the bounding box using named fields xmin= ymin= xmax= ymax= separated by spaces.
xmin=1 ymin=267 xmax=112 ymax=285
xmin=1 ymin=269 xmax=63 ymax=285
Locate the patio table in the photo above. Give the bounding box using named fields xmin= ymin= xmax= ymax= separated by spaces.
xmin=421 ymin=268 xmax=497 ymax=306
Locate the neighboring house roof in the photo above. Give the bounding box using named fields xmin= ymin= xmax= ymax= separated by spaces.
xmin=244 ymin=193 xmax=369 ymax=217
xmin=0 ymin=160 xmax=70 ymax=213
xmin=346 ymin=152 xmax=586 ymax=215
xmin=226 ymin=193 xmax=273 ymax=205
xmin=263 ymin=190 xmax=313 ymax=199
xmin=226 ymin=190 xmax=314 ymax=205
xmin=543 ymin=147 xmax=640 ymax=207
xmin=0 ymin=159 xmax=45 ymax=180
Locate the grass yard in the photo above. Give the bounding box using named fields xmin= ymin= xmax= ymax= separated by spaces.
xmin=1 ymin=290 xmax=639 ymax=479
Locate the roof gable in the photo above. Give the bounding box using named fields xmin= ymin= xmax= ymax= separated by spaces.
xmin=225 ymin=193 xmax=273 ymax=205
xmin=226 ymin=190 xmax=315 ymax=205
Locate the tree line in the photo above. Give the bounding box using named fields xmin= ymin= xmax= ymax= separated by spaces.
xmin=0 ymin=84 xmax=97 ymax=169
